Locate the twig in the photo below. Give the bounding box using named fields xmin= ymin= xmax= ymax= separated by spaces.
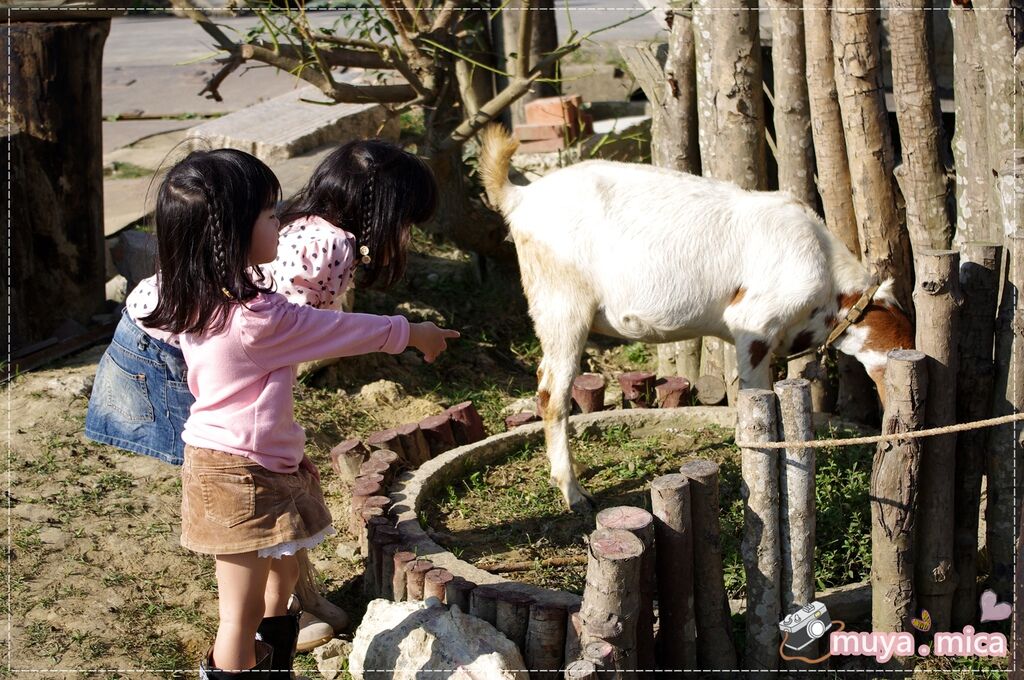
xmin=516 ymin=0 xmax=535 ymax=80
xmin=199 ymin=54 xmax=242 ymax=102
xmin=430 ymin=0 xmax=459 ymax=32
xmin=477 ymin=555 xmax=588 ymax=573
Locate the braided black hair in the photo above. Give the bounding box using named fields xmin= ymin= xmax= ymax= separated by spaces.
xmin=142 ymin=148 xmax=281 ymax=335
xmin=278 ymin=139 xmax=437 ymax=289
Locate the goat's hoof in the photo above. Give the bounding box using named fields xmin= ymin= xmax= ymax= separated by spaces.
xmin=568 ymin=491 xmax=597 ymax=515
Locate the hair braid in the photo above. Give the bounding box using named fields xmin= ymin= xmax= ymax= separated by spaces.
xmin=207 ymin=196 xmax=231 ymax=294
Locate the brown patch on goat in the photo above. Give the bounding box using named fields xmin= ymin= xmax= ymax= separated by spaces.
xmin=788 ymin=330 xmax=816 ymax=355
xmin=836 ymin=292 xmax=914 ymax=353
xmin=748 ymin=340 xmax=769 ymax=369
xmin=730 ymin=287 xmax=747 ymax=306
xmin=537 ymin=389 xmax=551 ymax=417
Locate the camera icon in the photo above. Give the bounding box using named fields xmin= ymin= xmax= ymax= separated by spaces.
xmin=779 ymin=601 xmax=833 ymax=652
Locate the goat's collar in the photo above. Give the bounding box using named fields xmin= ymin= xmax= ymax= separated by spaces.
xmin=785 ymin=283 xmax=880 ymax=361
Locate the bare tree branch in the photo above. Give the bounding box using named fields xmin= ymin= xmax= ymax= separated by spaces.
xmin=168 ymin=0 xmax=237 ymax=51
xmin=430 ymin=0 xmax=459 ymax=32
xmin=199 ymin=54 xmax=242 ymax=102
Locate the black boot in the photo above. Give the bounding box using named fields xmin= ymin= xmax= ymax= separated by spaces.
xmin=256 ymin=612 xmax=300 ymax=676
xmin=200 ymin=640 xmax=274 ymax=678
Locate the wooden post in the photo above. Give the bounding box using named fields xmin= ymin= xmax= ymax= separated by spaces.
xmin=618 ymin=371 xmax=657 ymax=409
xmin=5 ymin=21 xmax=110 ymax=352
xmin=495 ymin=591 xmax=534 ymax=651
xmin=564 ymin=606 xmax=583 ymax=663
xmin=424 ymin=568 xmax=453 ymax=603
xmin=871 ymin=350 xmax=927 ymax=644
xmin=367 ymin=428 xmax=406 ymax=461
xmin=579 ymin=528 xmax=645 ymax=672
xmin=1014 ymin=502 xmax=1024 ymax=679
xmin=380 ymin=543 xmax=401 ymax=600
xmin=581 ymin=640 xmax=616 ymax=673
xmin=370 ymin=449 xmax=403 ymax=485
xmin=737 ymin=389 xmax=782 ymax=670
xmin=650 ymin=473 xmax=696 ymax=668
xmin=680 ymin=459 xmax=737 ymax=667
xmin=988 ymin=231 xmax=1024 ymax=600
xmin=693 ymin=375 xmax=727 ymax=406
xmin=953 ymin=242 xmax=1002 ymax=627
xmin=404 ymin=559 xmax=434 ymax=601
xmin=349 ymin=476 xmax=384 ymax=534
xmin=572 ymin=373 xmax=607 ymax=414
xmin=359 ymin=458 xmax=392 ymax=486
xmin=362 ymin=516 xmax=390 ymax=597
xmin=445 ymin=576 xmax=476 ymax=613
xmin=370 ymin=526 xmax=400 ymax=597
xmin=358 ymin=506 xmax=385 ymax=557
xmin=914 ymin=250 xmax=961 ymax=633
xmin=419 ymin=414 xmax=456 ymax=457
xmin=470 ymin=584 xmax=500 ymax=625
xmin=595 ymin=507 xmax=656 ymax=670
xmin=655 ymin=377 xmax=691 ymax=408
xmin=525 ymin=603 xmax=568 ymax=672
xmin=447 ymin=401 xmax=486 ymax=444
xmin=395 ymin=423 xmax=431 ymax=467
xmin=773 ymin=380 xmax=816 ymax=640
xmin=832 ymin=0 xmax=914 ymax=309
xmin=330 ymin=439 xmax=368 ymax=482
xmin=391 ymin=551 xmax=417 ymax=602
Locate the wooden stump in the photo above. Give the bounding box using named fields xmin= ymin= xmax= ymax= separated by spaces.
xmin=650 ymin=473 xmax=696 ymax=668
xmin=495 ymin=590 xmax=534 ymax=651
xmin=380 ymin=543 xmax=402 ymax=600
xmin=391 ymin=550 xmax=417 ymax=602
xmin=773 ymin=380 xmax=817 ymax=620
xmin=505 ymin=412 xmax=540 ymax=429
xmin=525 ymin=602 xmax=568 ymax=672
xmin=404 ymin=559 xmax=434 ymax=601
xmin=693 ymin=374 xmax=727 ymax=406
xmin=358 ymin=506 xmax=385 ymax=556
xmin=367 ymin=428 xmax=406 ymax=461
xmin=655 ymin=376 xmax=691 ymax=408
xmin=581 ymin=639 xmax=617 ymax=673
xmin=572 ymin=373 xmax=607 ymax=413
xmin=395 ymin=423 xmax=431 ymax=467
xmin=359 ymin=457 xmax=392 ymax=484
xmin=680 ymin=459 xmax=737 ymax=668
xmin=953 ymin=242 xmax=1002 ymax=628
xmin=362 ymin=516 xmax=391 ymax=597
xmin=369 ymin=526 xmax=401 ymax=599
xmin=737 ymin=389 xmax=782 ymax=670
xmin=445 ymin=576 xmax=476 ymax=613
xmin=349 ymin=476 xmax=384 ymax=534
xmin=579 ymin=528 xmax=645 ymax=671
xmin=424 ymin=568 xmax=453 ymax=603
xmin=470 ymin=584 xmax=500 ymax=625
xmin=447 ymin=401 xmax=486 ymax=444
xmin=419 ymin=414 xmax=456 ymax=457
xmin=564 ymin=659 xmax=598 ymax=679
xmin=618 ymin=371 xmax=657 ymax=408
xmin=330 ymin=439 xmax=368 ymax=482
xmin=871 ymin=349 xmax=927 ymax=649
xmin=370 ymin=449 xmax=403 ymax=482
xmin=595 ymin=507 xmax=656 ymax=670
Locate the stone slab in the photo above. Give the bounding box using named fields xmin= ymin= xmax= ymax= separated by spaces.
xmin=185 ymin=86 xmax=398 ymax=162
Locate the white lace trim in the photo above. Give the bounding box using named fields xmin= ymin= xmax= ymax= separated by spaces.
xmin=257 ymin=525 xmax=337 ymax=559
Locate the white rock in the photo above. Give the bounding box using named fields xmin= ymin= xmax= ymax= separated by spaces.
xmin=348 ymin=600 xmax=528 ymax=680
xmin=358 ymin=380 xmax=405 ymax=406
xmin=106 ymin=275 xmax=128 ymax=303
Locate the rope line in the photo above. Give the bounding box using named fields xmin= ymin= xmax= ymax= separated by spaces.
xmin=735 ymin=412 xmax=1024 ymax=450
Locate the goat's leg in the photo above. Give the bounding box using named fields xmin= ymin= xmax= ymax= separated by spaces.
xmin=534 ymin=317 xmax=594 ymax=513
xmin=731 ymin=330 xmax=775 ymax=390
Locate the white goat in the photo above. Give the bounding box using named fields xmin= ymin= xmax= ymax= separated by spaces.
xmin=478 ymin=125 xmax=913 ymax=512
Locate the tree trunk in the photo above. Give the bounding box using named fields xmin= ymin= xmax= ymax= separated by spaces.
xmin=832 ymin=0 xmax=914 ymax=311
xmin=737 ymin=389 xmax=782 ymax=671
xmin=871 ymin=350 xmax=926 ymax=649
xmin=987 ymin=231 xmax=1024 ymax=601
xmin=952 ymin=242 xmax=1002 ymax=628
xmin=948 ymin=6 xmax=994 ymax=245
xmin=3 ymin=21 xmax=110 ymax=354
xmin=913 ymin=250 xmax=961 ymax=634
xmin=495 ymin=0 xmax=559 ymax=125
xmin=804 ymin=0 xmax=859 ymax=255
xmin=889 ymin=0 xmax=954 ymax=256
xmin=974 ymin=0 xmax=1024 ymax=242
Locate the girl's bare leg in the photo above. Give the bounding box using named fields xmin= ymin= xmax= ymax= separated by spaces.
xmin=213 ymin=552 xmax=271 ymax=670
xmin=265 ymin=554 xmax=299 ymax=616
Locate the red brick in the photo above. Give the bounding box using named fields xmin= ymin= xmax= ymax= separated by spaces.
xmin=524 ymin=94 xmax=584 ymax=126
xmin=516 ymin=136 xmax=568 ymax=154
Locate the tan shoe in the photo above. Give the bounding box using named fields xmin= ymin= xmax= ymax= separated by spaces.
xmin=296 ymin=610 xmax=335 ymax=653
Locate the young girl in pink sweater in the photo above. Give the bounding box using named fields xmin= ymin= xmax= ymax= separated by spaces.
xmin=143 ymin=148 xmax=457 ymax=677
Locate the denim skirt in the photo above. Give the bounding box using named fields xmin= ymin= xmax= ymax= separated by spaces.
xmin=85 ymin=311 xmax=193 ymax=465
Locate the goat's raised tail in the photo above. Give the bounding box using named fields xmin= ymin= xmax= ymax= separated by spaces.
xmin=479 ymin=124 xmax=519 ymax=213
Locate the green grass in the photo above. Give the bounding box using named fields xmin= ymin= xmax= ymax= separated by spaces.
xmin=104 ymin=161 xmax=154 ymax=179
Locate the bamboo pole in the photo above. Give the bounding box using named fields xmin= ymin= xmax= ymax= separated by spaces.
xmin=871 ymin=349 xmax=927 ymax=653
xmin=953 ymin=242 xmax=1002 ymax=627
xmin=737 ymin=389 xmax=782 ymax=670
xmin=914 ymin=250 xmax=962 ymax=633
xmin=680 ymin=459 xmax=737 ymax=668
xmin=650 ymin=473 xmax=696 ymax=668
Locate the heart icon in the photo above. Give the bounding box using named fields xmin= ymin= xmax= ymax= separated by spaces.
xmin=979 ymin=589 xmax=1012 ymax=622
xmin=912 ymin=609 xmax=932 ymax=632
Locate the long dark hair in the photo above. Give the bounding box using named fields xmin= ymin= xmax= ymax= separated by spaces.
xmin=278 ymin=139 xmax=438 ymax=289
xmin=142 ymin=148 xmax=282 ymax=335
